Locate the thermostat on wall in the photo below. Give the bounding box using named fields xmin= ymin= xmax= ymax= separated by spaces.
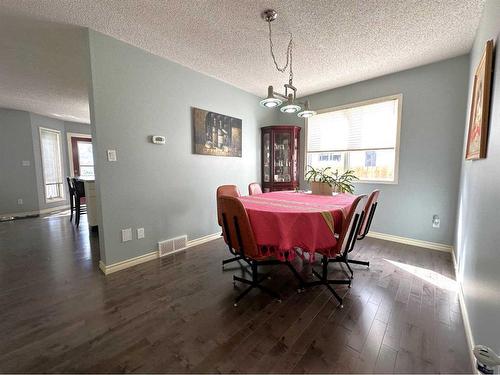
xmin=151 ymin=135 xmax=166 ymax=144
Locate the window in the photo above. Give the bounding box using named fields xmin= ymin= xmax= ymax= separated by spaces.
xmin=306 ymin=94 xmax=401 ymax=183
xmin=40 ymin=128 xmax=64 ymax=201
xmin=76 ymin=140 xmax=95 ymax=178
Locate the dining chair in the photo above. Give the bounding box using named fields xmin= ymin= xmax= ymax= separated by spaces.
xmin=66 ymin=177 xmax=75 ymax=222
xmin=348 ymin=189 xmax=381 ymax=268
xmin=72 ymin=178 xmax=87 ymax=227
xmin=248 ymin=182 xmax=263 ymax=195
xmin=216 ymin=185 xmax=243 ymax=268
xmin=357 ymin=190 xmax=380 ymax=240
xmin=219 ymin=195 xmax=305 ymax=306
xmin=309 ymin=194 xmax=367 ymax=307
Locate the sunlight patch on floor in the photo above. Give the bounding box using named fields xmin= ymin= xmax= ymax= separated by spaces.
xmin=384 ymin=258 xmax=457 ymax=291
xmin=43 ymin=210 xmax=71 ymax=219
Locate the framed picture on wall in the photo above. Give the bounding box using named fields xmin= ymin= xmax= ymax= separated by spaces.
xmin=192 ymin=108 xmax=242 ymax=157
xmin=465 ymin=39 xmax=494 ymax=160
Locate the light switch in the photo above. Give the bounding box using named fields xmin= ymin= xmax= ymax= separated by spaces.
xmin=21 ymin=160 xmax=30 ymax=167
xmin=121 ymin=228 xmax=132 ymax=242
xmin=107 ymin=149 xmax=117 ymax=162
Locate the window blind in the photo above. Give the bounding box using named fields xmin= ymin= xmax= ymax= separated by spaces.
xmin=40 ymin=128 xmax=63 ymax=199
xmin=307 ymin=99 xmax=398 ymax=152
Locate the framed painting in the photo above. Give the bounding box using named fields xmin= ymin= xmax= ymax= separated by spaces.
xmin=192 ymin=108 xmax=242 ymax=157
xmin=465 ymin=40 xmax=494 ymax=160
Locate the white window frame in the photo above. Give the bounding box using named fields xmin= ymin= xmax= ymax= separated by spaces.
xmin=305 ymin=93 xmax=403 ymax=184
xmin=39 ymin=127 xmax=65 ymax=202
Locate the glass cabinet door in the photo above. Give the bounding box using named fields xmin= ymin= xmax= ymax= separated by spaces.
xmin=263 ymin=132 xmax=271 ymax=182
xmin=273 ymin=131 xmax=291 ymax=182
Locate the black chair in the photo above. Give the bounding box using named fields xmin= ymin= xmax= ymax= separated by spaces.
xmin=307 ymin=195 xmax=367 ymax=307
xmin=217 ymin=185 xmax=244 ymax=268
xmin=72 ymin=178 xmax=87 ymax=227
xmin=346 ymin=190 xmax=381 ymax=269
xmin=219 ymin=196 xmax=305 ymax=306
xmin=66 ymin=177 xmax=75 ymax=222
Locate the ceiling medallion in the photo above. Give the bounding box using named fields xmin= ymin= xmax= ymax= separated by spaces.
xmin=259 ymin=9 xmax=316 ymax=118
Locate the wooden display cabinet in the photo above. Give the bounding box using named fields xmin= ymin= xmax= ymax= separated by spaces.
xmin=261 ymin=125 xmax=301 ymax=192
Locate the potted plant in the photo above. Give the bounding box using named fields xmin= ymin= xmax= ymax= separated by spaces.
xmin=305 ymin=166 xmax=358 ymax=195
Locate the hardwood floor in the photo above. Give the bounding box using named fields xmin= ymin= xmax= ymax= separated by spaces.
xmin=0 ymin=212 xmax=472 ymax=373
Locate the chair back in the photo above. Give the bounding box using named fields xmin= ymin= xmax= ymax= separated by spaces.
xmin=72 ymin=178 xmax=86 ymax=199
xmin=337 ymin=194 xmax=366 ymax=256
xmin=66 ymin=177 xmax=75 ymax=196
xmin=358 ymin=190 xmax=380 ymax=239
xmin=216 ymin=185 xmax=241 ymax=226
xmin=219 ymin=196 xmax=259 ymax=259
xmin=248 ymin=182 xmax=263 ymax=196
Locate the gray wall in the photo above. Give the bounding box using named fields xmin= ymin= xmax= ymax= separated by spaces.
xmin=278 ymin=55 xmax=470 ymax=245
xmin=454 ymin=0 xmax=500 ymax=354
xmin=64 ymin=120 xmax=91 ymax=139
xmin=0 ymin=108 xmax=39 ymax=215
xmin=87 ymin=30 xmax=277 ymax=265
xmin=0 ymin=108 xmax=90 ymax=215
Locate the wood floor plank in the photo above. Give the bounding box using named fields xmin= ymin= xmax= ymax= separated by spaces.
xmin=0 ymin=213 xmax=472 ymax=373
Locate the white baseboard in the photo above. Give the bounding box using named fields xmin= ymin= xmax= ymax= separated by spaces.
xmin=452 ymin=250 xmax=477 ymax=374
xmin=367 ymin=231 xmax=453 ymax=252
xmin=99 ymin=251 xmax=158 ymax=275
xmin=99 ymin=232 xmax=221 ymax=275
xmin=186 ymin=232 xmax=221 ymax=247
xmin=0 ymin=205 xmax=70 ymax=219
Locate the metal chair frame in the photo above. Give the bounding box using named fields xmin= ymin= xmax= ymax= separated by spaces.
xmin=305 ymin=210 xmax=364 ymax=307
xmin=221 ymin=202 xmax=306 ymax=306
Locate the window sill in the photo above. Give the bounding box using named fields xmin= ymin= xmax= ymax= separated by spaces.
xmin=354 ymin=179 xmax=398 ymax=185
xmin=46 ymin=197 xmax=66 ymax=203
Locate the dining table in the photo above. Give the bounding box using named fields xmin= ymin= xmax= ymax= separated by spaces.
xmin=238 ymin=191 xmax=357 ymax=262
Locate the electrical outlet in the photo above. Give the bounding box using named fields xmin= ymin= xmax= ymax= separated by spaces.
xmin=17 ymin=198 xmax=23 ymax=205
xmin=432 ymin=215 xmax=440 ymax=228
xmin=121 ymin=228 xmax=132 ymax=242
xmin=137 ymin=227 xmax=145 ymax=239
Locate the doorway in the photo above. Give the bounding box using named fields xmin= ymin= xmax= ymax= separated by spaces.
xmin=67 ymin=133 xmax=94 ymax=178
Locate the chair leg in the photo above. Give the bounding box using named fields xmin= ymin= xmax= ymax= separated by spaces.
xmin=306 ymin=256 xmax=351 ymax=308
xmin=76 ymin=201 xmax=80 ymax=227
xmin=348 ymin=259 xmax=370 ymax=267
xmin=222 ymin=255 xmax=244 ymax=267
xmin=285 ymin=261 xmax=307 ymax=291
xmin=329 ymin=256 xmax=354 ymax=279
xmin=345 ymin=261 xmax=354 ymax=279
xmin=69 ymin=196 xmax=74 ymax=222
xmin=233 ymin=284 xmax=254 ymax=305
xmin=232 ymin=263 xmax=280 ymax=306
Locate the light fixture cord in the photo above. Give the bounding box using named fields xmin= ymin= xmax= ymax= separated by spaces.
xmin=267 ymin=21 xmax=294 ymax=85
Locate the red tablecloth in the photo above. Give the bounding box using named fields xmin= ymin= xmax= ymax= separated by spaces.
xmin=238 ymin=191 xmax=357 ymax=261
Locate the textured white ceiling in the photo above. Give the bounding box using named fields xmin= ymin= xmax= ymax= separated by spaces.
xmin=0 ymin=0 xmax=485 ymax=123
xmin=0 ymin=13 xmax=90 ymax=122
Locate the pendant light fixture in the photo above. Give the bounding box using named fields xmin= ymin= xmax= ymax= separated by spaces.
xmin=297 ymin=101 xmax=316 ymax=118
xmin=259 ymin=9 xmax=316 ymax=118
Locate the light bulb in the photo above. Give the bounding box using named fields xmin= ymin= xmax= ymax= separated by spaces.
xmin=280 ymin=93 xmax=301 ymax=113
xmin=297 ymin=101 xmax=317 ymax=118
xmin=260 ymin=85 xmax=283 ymax=108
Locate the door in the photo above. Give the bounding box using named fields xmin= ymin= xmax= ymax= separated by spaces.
xmin=71 ymin=137 xmax=94 ymax=178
